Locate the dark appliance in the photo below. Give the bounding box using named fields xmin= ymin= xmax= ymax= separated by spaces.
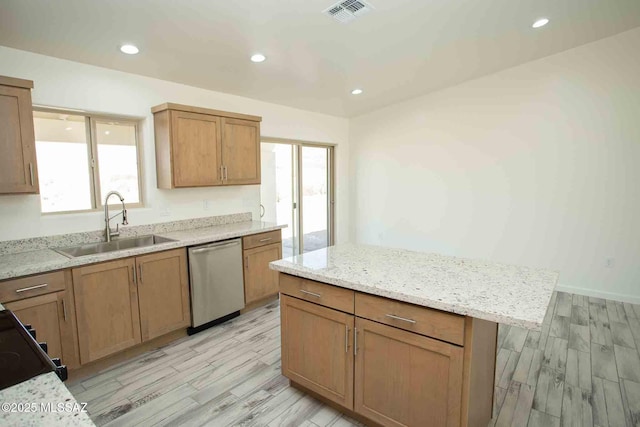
xmin=0 ymin=309 xmax=67 ymax=390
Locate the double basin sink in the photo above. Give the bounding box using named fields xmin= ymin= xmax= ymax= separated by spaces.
xmin=55 ymin=235 xmax=176 ymax=258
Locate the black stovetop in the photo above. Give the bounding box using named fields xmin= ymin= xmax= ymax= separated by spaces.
xmin=0 ymin=309 xmax=56 ymax=390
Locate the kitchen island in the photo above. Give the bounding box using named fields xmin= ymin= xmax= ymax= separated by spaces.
xmin=270 ymin=244 xmax=557 ymax=427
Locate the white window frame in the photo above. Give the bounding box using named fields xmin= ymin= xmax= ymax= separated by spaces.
xmin=33 ymin=107 xmax=145 ymax=214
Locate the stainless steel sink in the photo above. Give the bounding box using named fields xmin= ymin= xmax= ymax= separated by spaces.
xmin=55 ymin=235 xmax=176 ymax=258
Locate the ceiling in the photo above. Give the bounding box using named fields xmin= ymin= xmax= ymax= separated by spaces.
xmin=1 ymin=0 xmax=640 ymax=117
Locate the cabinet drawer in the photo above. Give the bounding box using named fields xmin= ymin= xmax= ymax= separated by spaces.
xmin=0 ymin=271 xmax=66 ymax=303
xmin=242 ymin=230 xmax=281 ymax=250
xmin=279 ymin=274 xmax=354 ymax=314
xmin=355 ymin=292 xmax=465 ymax=346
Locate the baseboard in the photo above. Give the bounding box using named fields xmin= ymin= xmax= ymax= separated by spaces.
xmin=555 ymin=284 xmax=640 ymax=304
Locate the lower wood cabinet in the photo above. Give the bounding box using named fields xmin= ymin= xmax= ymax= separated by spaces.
xmin=1 ymin=270 xmax=80 ymax=368
xmin=354 ymin=317 xmax=463 ymax=427
xmin=72 ymin=248 xmax=190 ymax=364
xmin=72 ymin=258 xmax=142 ymax=364
xmin=281 ymin=294 xmax=354 ymax=409
xmin=136 ymin=249 xmax=190 ymax=341
xmin=244 ymin=242 xmax=282 ymax=304
xmin=279 ymin=273 xmax=496 ymax=427
xmin=242 ymin=230 xmax=282 ymax=305
xmin=5 ymin=292 xmax=66 ymax=361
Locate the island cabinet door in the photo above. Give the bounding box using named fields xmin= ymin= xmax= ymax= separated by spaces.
xmin=72 ymin=258 xmax=142 ymax=364
xmin=281 ymin=294 xmax=355 ymax=410
xmin=354 ymin=317 xmax=464 ymax=427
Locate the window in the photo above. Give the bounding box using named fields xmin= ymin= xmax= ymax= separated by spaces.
xmin=33 ymin=110 xmax=142 ymax=213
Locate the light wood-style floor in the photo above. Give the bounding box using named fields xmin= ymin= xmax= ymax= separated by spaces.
xmin=66 ymin=292 xmax=640 ymax=426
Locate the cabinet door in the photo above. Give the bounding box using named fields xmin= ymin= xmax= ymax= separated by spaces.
xmin=281 ymin=295 xmax=354 ymax=409
xmin=0 ymin=85 xmax=38 ymax=194
xmin=72 ymin=258 xmax=141 ymax=364
xmin=243 ymin=242 xmax=282 ymax=304
xmin=136 ymin=248 xmax=190 ymax=341
xmin=170 ymin=111 xmax=222 ymax=187
xmin=4 ymin=292 xmax=65 ymax=360
xmin=354 ymin=318 xmax=463 ymax=427
xmin=222 ymin=117 xmax=260 ymax=185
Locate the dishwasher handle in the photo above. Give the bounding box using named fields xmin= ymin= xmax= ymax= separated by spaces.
xmin=191 ymin=240 xmax=240 ymax=254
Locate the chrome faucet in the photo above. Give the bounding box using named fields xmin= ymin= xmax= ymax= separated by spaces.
xmin=104 ymin=191 xmax=128 ymax=242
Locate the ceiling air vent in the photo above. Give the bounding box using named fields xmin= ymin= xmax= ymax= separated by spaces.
xmin=323 ymin=0 xmax=374 ymax=24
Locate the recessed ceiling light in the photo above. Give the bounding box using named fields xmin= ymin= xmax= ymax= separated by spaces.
xmin=351 ymin=89 xmax=363 ymax=95
xmin=65 ymin=127 xmax=73 ymax=131
xmin=105 ymin=131 xmax=110 ymax=135
xmin=532 ymin=18 xmax=549 ymax=28
xmin=250 ymin=53 xmax=266 ymax=63
xmin=120 ymin=44 xmax=139 ymax=55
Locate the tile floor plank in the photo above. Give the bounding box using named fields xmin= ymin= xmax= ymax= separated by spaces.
xmin=591 ymin=343 xmax=619 ymax=382
xmin=602 ymin=379 xmax=626 ymax=427
xmin=556 ymin=293 xmax=573 ymax=317
xmin=591 ymin=377 xmax=610 ymax=427
xmin=568 ymin=323 xmax=590 ymax=352
xmin=503 ymin=326 xmax=529 ymax=352
xmin=622 ymin=379 xmax=640 ymax=426
xmin=528 ymin=408 xmax=560 ymax=427
xmin=613 ymin=344 xmax=640 ymax=382
xmin=561 ymin=383 xmax=581 ymax=427
xmin=611 ymin=320 xmax=637 ymax=349
xmin=513 ymin=346 xmax=535 ymax=384
xmin=551 ymin=315 xmax=571 ymax=340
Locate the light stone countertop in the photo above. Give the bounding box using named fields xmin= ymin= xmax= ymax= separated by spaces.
xmin=270 ymin=243 xmax=558 ymax=330
xmin=0 ymin=372 xmax=95 ymax=426
xmin=0 ymin=220 xmax=285 ymax=281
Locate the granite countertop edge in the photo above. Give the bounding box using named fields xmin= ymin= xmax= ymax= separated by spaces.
xmin=270 ymin=250 xmax=558 ymax=331
xmin=0 ymin=221 xmax=286 ymax=281
xmin=0 ymin=372 xmax=95 ymax=426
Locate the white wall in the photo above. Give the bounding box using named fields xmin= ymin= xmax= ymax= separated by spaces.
xmin=350 ymin=28 xmax=640 ymax=303
xmin=0 ymin=46 xmax=349 ymax=242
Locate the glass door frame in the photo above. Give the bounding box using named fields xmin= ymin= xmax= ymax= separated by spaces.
xmin=261 ymin=137 xmax=335 ymax=255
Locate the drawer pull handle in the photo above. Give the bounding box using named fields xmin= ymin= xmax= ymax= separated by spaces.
xmin=385 ymin=314 xmax=417 ymax=324
xmin=15 ymin=283 xmax=48 ymax=293
xmin=62 ymin=299 xmax=67 ymax=321
xmin=259 ymin=238 xmax=272 ymax=242
xmin=345 ymin=325 xmax=349 ymax=353
xmin=300 ymin=289 xmax=321 ymax=298
xmin=354 ymin=327 xmax=358 ymax=356
xmin=29 ymin=163 xmax=35 ymax=186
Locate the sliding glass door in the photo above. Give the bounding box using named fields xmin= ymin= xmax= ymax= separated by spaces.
xmin=260 ymin=140 xmax=333 ymax=257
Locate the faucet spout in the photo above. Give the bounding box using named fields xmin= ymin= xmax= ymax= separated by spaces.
xmin=104 ymin=191 xmax=127 ymax=242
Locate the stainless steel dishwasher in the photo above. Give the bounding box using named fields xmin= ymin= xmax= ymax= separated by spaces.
xmin=187 ymin=239 xmax=245 ymax=334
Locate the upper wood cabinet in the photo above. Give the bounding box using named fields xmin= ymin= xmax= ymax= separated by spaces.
xmin=152 ymin=103 xmax=261 ymax=188
xmin=0 ymin=75 xmax=39 ymax=194
xmin=222 ymin=118 xmax=260 ymax=185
